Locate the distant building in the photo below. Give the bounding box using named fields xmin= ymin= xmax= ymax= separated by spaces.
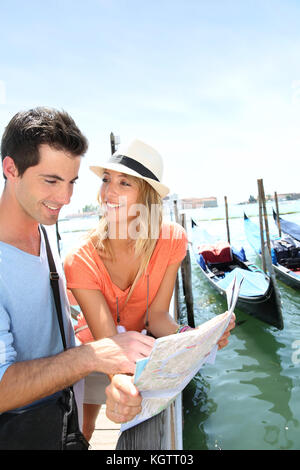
xmin=276 ymin=193 xmax=300 ymax=201
xmin=163 ymin=193 xmax=178 ymax=203
xmin=179 ymin=197 xmax=218 ymax=209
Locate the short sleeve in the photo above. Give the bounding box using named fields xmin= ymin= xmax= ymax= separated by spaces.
xmin=64 ymin=241 xmax=104 ymax=291
xmin=167 ymin=223 xmax=188 ymax=265
xmin=0 ymin=305 xmax=17 ymax=382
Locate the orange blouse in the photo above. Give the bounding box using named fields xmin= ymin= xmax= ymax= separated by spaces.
xmin=64 ymin=222 xmax=187 ymax=339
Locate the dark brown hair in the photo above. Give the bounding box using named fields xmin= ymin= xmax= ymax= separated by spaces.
xmin=1 ymin=107 xmax=88 ymax=179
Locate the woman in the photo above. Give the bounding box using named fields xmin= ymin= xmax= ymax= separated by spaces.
xmin=64 ymin=139 xmax=235 ymax=441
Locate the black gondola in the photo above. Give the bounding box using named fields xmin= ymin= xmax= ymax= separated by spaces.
xmin=192 ymin=219 xmax=283 ymax=329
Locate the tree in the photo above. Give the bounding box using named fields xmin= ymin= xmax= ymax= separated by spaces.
xmin=82 ymin=204 xmax=98 ymax=213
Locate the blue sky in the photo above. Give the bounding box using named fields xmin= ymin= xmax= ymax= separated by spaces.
xmin=1 ymin=0 xmax=300 ymax=214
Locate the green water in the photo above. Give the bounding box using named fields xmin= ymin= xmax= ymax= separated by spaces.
xmin=58 ymin=200 xmax=300 ymax=451
xmin=180 ymin=201 xmax=300 ymax=450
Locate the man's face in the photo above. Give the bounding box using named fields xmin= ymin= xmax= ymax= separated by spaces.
xmin=13 ymin=144 xmax=81 ymax=225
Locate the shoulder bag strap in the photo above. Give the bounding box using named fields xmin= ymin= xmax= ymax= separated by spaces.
xmin=40 ymin=227 xmax=89 ymax=449
xmin=40 ymin=225 xmax=67 ymax=351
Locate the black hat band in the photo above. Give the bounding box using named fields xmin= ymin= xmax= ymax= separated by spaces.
xmin=111 ymin=155 xmax=159 ymax=182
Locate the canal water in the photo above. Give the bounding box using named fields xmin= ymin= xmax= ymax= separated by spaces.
xmin=180 ymin=200 xmax=300 ymax=450
xmin=58 ymin=199 xmax=300 ymax=451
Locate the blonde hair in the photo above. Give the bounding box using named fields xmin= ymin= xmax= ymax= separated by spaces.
xmin=89 ymin=175 xmax=163 ymax=302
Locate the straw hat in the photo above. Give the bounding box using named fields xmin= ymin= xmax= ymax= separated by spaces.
xmin=90 ymin=139 xmax=170 ymax=198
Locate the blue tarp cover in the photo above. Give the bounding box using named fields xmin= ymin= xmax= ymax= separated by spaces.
xmin=217 ymin=267 xmax=269 ymax=297
xmin=275 ymin=215 xmax=300 ymax=242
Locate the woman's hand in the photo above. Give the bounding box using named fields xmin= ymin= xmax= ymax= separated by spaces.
xmin=105 ymin=374 xmax=142 ymax=423
xmin=217 ymin=313 xmax=236 ymax=350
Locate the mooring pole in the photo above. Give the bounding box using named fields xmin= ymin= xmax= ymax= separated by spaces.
xmin=257 ymin=179 xmax=272 ymax=272
xmin=274 ymin=191 xmax=282 ymax=237
xmin=224 ymin=196 xmax=230 ymax=244
xmin=180 ymin=213 xmax=195 ymax=328
xmin=110 ymin=132 xmax=116 ymax=154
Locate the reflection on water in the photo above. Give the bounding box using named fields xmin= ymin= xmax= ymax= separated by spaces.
xmin=182 ymin=263 xmax=300 ymax=449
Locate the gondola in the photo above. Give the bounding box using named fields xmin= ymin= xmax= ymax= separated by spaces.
xmin=272 ymin=209 xmax=300 ymax=242
xmin=244 ymin=213 xmax=300 ymax=290
xmin=191 ymin=219 xmax=283 ymax=329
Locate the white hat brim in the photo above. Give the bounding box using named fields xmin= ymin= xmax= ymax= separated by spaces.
xmin=89 ymin=162 xmax=170 ymax=199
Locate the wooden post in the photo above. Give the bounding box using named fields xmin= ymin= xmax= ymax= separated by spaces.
xmin=257 ymin=179 xmax=272 ymax=272
xmin=259 ymin=180 xmax=271 ymax=255
xmin=173 ymin=201 xmax=194 ymax=327
xmin=224 ymin=196 xmax=230 ymax=244
xmin=258 ymin=195 xmax=266 ymax=272
xmin=116 ymin=408 xmax=171 ymax=450
xmin=180 ymin=213 xmax=195 ymax=328
xmin=173 ymin=199 xmax=179 ymax=224
xmin=274 ymin=191 xmax=282 ymax=237
xmin=257 ymin=180 xmax=266 ymax=272
xmin=110 ymin=132 xmax=116 ymax=154
xmin=173 ymin=199 xmax=180 ymax=312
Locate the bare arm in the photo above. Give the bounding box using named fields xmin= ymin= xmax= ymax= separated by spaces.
xmin=146 ymin=262 xmax=236 ymax=349
xmin=146 ymin=262 xmax=181 ymax=338
xmin=0 ymin=332 xmax=154 ymax=413
xmin=70 ymin=287 xmax=117 ymax=340
xmin=70 ymin=288 xmax=119 ymax=382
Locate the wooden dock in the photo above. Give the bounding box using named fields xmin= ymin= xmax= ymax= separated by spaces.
xmin=89 ymin=405 xmax=120 ymax=450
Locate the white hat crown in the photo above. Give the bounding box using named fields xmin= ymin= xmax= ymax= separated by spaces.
xmin=110 ymin=139 xmax=163 ymax=182
xmin=90 ymin=139 xmax=169 ymax=198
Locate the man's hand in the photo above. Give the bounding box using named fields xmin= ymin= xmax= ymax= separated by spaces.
xmin=105 ymin=374 xmax=142 ymax=423
xmin=91 ymin=331 xmax=155 ymax=376
xmin=217 ymin=313 xmax=236 ymax=350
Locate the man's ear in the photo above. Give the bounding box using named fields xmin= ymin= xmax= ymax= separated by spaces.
xmin=2 ymin=156 xmax=19 ymax=180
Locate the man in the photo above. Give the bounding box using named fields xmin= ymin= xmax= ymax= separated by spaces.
xmin=0 ymin=107 xmax=153 ymax=444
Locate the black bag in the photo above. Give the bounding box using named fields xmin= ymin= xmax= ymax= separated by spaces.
xmin=0 ymin=388 xmax=88 ymax=450
xmin=271 ymin=236 xmax=300 ymax=266
xmin=0 ymin=226 xmax=89 ymax=450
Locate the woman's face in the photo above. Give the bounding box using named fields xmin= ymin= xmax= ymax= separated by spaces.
xmin=100 ymin=169 xmax=141 ymax=225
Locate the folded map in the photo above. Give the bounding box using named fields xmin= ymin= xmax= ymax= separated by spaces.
xmin=120 ymin=275 xmax=243 ymax=431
